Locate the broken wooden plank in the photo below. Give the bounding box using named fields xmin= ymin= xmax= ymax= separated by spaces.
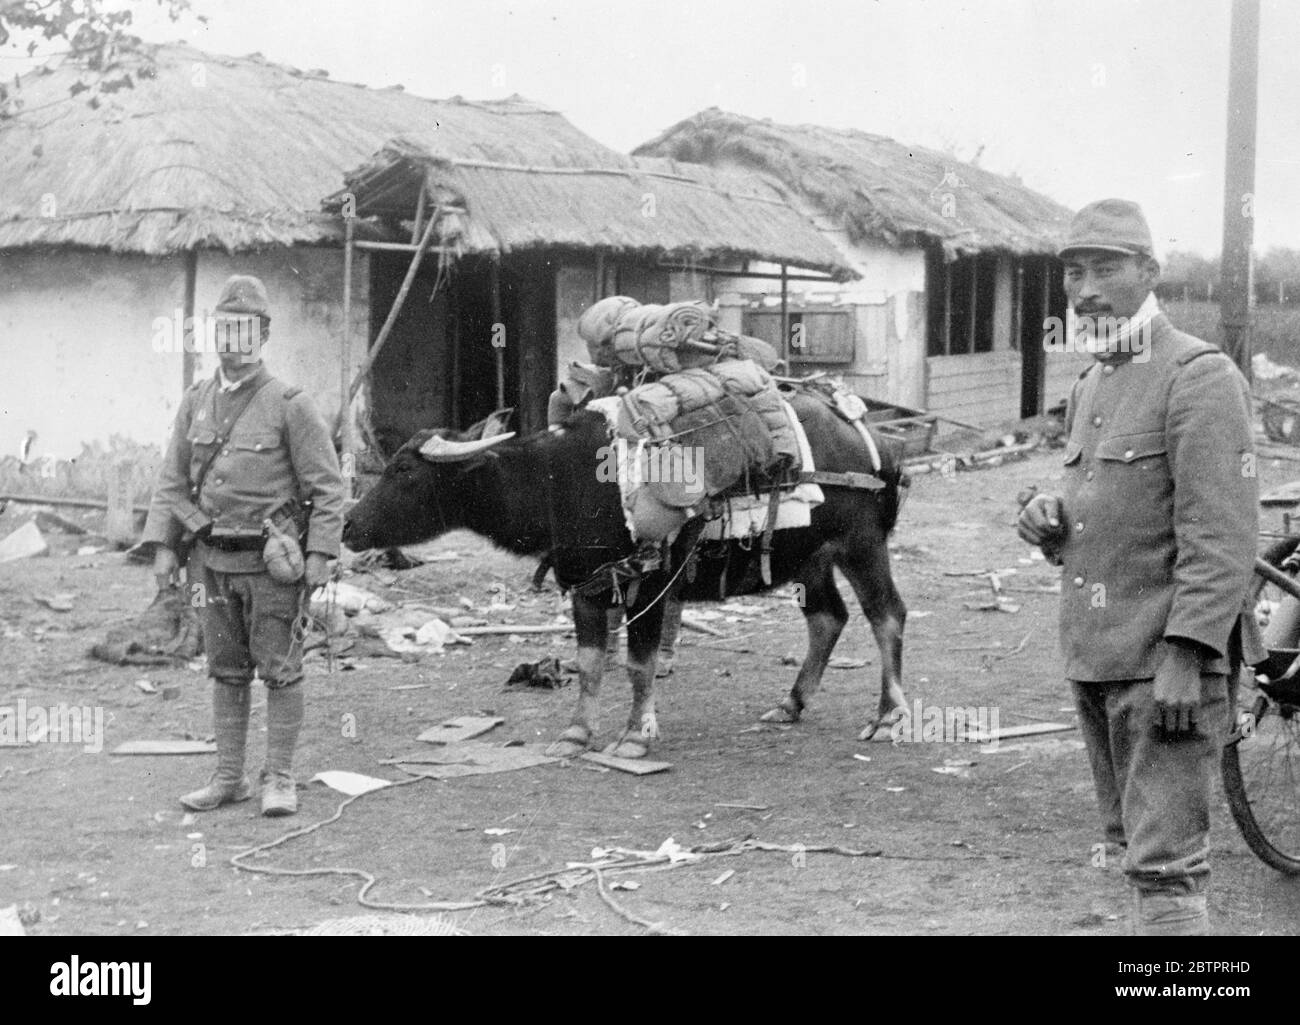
xmin=581 ymin=751 xmax=671 ymax=775
xmin=417 ymin=715 xmax=504 ymax=744
xmin=452 ymin=624 xmax=571 ymax=636
xmin=961 ymin=721 xmax=1075 ymax=743
xmin=111 ymin=740 xmax=216 ymax=756
xmin=394 ymin=742 xmax=558 ymax=779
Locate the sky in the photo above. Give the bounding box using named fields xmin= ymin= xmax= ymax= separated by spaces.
xmin=10 ymin=0 xmax=1299 ymax=257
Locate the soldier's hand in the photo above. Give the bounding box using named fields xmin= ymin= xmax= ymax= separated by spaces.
xmin=304 ymin=553 xmax=332 ymax=590
xmin=152 ymin=546 xmax=179 ymax=589
xmin=1016 ymin=493 xmax=1066 ymax=547
xmin=1153 ymin=640 xmax=1203 ymax=735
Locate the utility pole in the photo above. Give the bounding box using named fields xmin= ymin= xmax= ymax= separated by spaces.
xmin=1219 ymin=0 xmax=1260 ymax=380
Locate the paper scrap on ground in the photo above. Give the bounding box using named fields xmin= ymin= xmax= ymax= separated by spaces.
xmin=581 ymin=751 xmax=671 ymax=775
xmin=311 ymin=771 xmax=393 ymax=796
xmin=0 ymin=906 xmax=25 ymax=937
xmin=0 ymin=522 xmax=47 ymax=563
xmin=111 ymin=740 xmax=216 ymax=756
xmin=418 ymin=715 xmax=504 ymax=744
xmin=395 ymin=742 xmax=558 ymax=779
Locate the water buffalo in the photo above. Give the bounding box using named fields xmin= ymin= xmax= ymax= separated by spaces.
xmin=342 ymin=395 xmax=908 ymax=758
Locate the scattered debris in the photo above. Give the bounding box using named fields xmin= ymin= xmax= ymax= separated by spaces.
xmin=34 ymin=593 xmax=75 ymax=613
xmin=710 ymin=869 xmax=736 ymax=886
xmin=417 ymin=715 xmax=504 ymax=745
xmin=714 ymin=802 xmax=770 ymax=812
xmin=827 ymin=656 xmax=869 ymax=669
xmin=111 ymin=740 xmax=216 ymax=756
xmin=505 ymin=657 xmax=570 ymax=690
xmin=483 ymin=828 xmax=517 ymax=837
xmin=609 ymin=880 xmax=640 ymax=891
xmin=134 ymin=679 xmax=158 ymax=695
xmin=311 ymin=771 xmax=393 ymax=796
xmin=35 ymin=509 xmax=87 ymax=535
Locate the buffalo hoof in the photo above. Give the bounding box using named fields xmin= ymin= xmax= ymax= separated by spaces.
xmin=858 ymin=706 xmax=906 ymax=742
xmin=546 ymin=725 xmax=592 ymax=759
xmin=760 ymin=699 xmax=801 ymax=724
xmin=604 ymin=733 xmax=650 ymax=760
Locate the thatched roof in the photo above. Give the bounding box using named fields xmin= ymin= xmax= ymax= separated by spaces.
xmin=634 ymin=108 xmax=1073 ymax=259
xmin=0 ymin=45 xmax=852 ymax=275
xmin=326 ymin=139 xmax=853 ymax=276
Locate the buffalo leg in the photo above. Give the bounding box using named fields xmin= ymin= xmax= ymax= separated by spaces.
xmin=546 ymin=594 xmax=610 ymax=757
xmin=761 ymin=551 xmax=846 ymax=723
xmin=606 ymin=586 xmax=667 ymax=759
xmin=838 ymin=544 xmax=907 ymax=740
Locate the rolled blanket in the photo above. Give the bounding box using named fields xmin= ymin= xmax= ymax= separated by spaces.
xmin=579 ymin=295 xmax=641 ymax=366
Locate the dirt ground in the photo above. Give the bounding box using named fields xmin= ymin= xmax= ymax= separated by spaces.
xmin=3 ymin=446 xmax=1299 ymax=937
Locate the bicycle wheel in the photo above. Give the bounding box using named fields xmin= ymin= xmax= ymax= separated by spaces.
xmin=1221 ymin=537 xmax=1300 ymax=874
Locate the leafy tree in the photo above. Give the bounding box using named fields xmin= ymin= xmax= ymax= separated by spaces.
xmin=0 ymin=0 xmax=204 ymax=119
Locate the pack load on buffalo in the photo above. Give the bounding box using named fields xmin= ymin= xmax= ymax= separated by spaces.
xmin=564 ymin=296 xmax=848 ymax=545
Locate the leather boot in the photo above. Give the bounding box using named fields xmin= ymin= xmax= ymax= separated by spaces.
xmin=261 ymin=682 xmax=303 ymax=816
xmin=1134 ymin=891 xmax=1209 ymax=936
xmin=180 ymin=679 xmax=251 ymax=811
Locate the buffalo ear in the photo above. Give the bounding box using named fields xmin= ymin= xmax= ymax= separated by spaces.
xmin=466 ymin=408 xmax=514 ymax=440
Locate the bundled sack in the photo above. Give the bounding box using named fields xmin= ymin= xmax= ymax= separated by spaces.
xmin=613 ymin=302 xmax=713 ymax=374
xmin=710 ymin=361 xmax=798 ymax=464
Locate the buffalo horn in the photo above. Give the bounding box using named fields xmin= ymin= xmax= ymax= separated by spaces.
xmin=418 ymin=432 xmax=516 ymax=463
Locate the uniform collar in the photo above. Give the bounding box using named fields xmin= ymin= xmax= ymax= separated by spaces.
xmin=215 ymin=363 xmax=265 ymax=393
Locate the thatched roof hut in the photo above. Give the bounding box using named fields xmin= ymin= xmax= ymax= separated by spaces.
xmin=633 ymin=108 xmax=1073 ymax=260
xmin=0 ymin=45 xmax=850 ymax=276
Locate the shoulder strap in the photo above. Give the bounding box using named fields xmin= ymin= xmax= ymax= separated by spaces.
xmin=191 ymin=374 xmax=277 ymax=502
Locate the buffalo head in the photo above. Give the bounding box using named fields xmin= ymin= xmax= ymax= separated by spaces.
xmin=342 ymin=409 xmax=514 ymax=551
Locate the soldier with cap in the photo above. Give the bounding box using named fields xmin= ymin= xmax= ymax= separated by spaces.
xmin=142 ymin=275 xmax=345 ymax=817
xmin=1017 ymin=199 xmax=1261 ymax=935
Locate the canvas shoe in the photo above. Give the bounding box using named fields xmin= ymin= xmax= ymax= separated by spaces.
xmin=260 ymin=770 xmax=298 ymax=817
xmin=180 ymin=774 xmax=252 ymax=811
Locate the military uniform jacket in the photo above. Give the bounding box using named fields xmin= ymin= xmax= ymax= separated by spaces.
xmin=1058 ymin=314 xmax=1259 ymax=681
xmin=142 ymin=366 xmax=345 ymax=572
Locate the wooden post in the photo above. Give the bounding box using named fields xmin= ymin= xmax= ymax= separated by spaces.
xmin=105 ymin=460 xmax=136 ymax=548
xmin=779 ymin=263 xmax=790 ymax=366
xmin=182 ymin=249 xmax=197 ymax=390
xmin=339 ymin=215 xmax=355 ymax=496
xmin=942 ymin=259 xmax=952 ymax=356
xmin=1219 ymin=0 xmax=1261 ymax=379
xmin=347 ymin=208 xmax=440 ymax=404
xmin=450 ymin=271 xmax=462 ymax=427
xmin=492 ymin=255 xmax=505 ymax=409
xmin=968 ymin=258 xmax=979 ymax=354
xmin=594 ymin=251 xmax=605 ymax=302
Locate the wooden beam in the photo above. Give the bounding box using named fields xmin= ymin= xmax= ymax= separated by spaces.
xmin=347 ymin=212 xmax=441 ymax=404
xmin=410 ymin=184 xmax=427 ymax=245
xmin=351 ymin=240 xmax=458 ymax=254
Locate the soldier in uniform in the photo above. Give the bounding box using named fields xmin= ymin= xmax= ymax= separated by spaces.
xmin=142 ymin=275 xmax=344 ymax=817
xmin=1018 ymin=200 xmax=1259 ymax=935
